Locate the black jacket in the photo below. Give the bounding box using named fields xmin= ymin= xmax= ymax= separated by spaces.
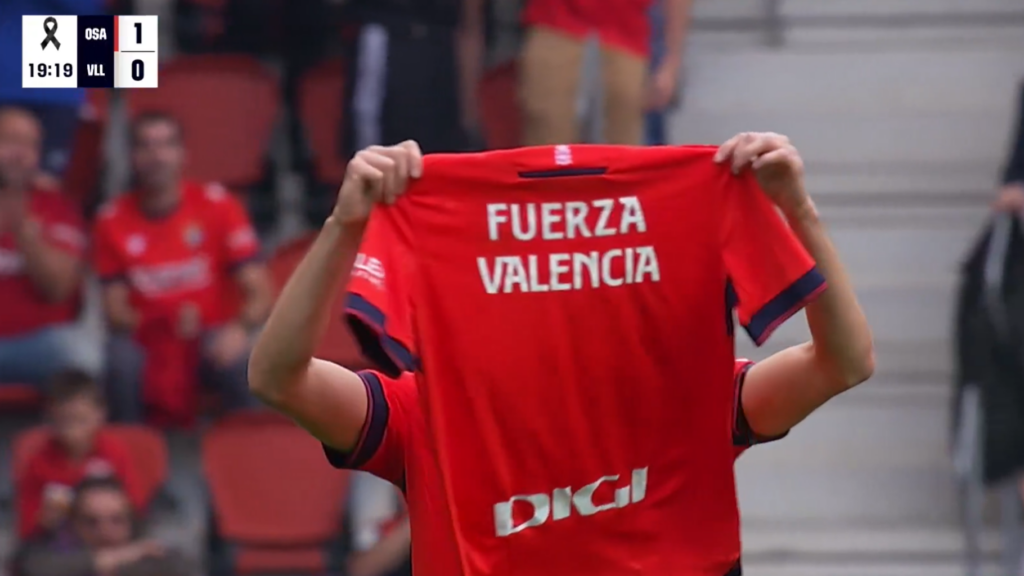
xmin=954 ymin=213 xmax=1024 ymax=484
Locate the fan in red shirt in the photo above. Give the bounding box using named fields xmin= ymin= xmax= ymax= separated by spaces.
xmin=0 ymin=106 xmax=88 ymax=387
xmin=517 ymin=0 xmax=692 ymax=146
xmin=92 ymin=112 xmax=273 ymax=427
xmin=251 ymin=133 xmax=874 ymax=576
xmin=17 ymin=370 xmax=147 ymax=539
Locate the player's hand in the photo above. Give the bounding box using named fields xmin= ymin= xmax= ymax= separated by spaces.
xmin=993 ymin=182 xmax=1024 ymax=213
xmin=334 ymin=141 xmax=423 ymax=226
xmin=715 ymin=132 xmax=813 ymax=217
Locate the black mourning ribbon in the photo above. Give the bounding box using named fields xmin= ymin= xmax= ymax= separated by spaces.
xmin=41 ymin=17 xmax=60 ymax=50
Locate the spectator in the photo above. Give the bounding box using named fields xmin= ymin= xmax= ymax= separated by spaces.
xmin=995 ymin=81 xmax=1024 ymax=212
xmin=93 ymin=113 xmax=272 ymax=426
xmin=0 ymin=0 xmax=105 ymax=186
xmin=644 ymin=0 xmax=680 ymax=146
xmin=341 ymin=0 xmax=484 ymax=155
xmin=16 ymin=370 xmax=146 ymax=540
xmin=14 ymin=477 xmax=195 ymax=576
xmin=519 ymin=0 xmax=691 ymax=146
xmin=347 ymin=474 xmax=411 ymax=576
xmin=0 ymin=107 xmax=88 ymax=387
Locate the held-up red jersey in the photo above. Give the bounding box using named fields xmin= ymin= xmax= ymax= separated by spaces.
xmin=92 ymin=181 xmax=261 ymax=328
xmin=337 ymin=146 xmax=825 ymax=576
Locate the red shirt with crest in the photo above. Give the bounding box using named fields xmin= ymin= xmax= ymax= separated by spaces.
xmin=91 ymin=181 xmax=261 ymax=328
xmin=0 ymin=190 xmax=85 ymax=337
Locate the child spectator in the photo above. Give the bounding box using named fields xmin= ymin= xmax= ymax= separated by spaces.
xmin=16 ymin=369 xmax=146 ymax=539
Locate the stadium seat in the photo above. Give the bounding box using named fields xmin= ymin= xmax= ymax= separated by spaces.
xmin=268 ymin=233 xmax=367 ymax=369
xmin=297 ymin=58 xmax=347 ymax=187
xmin=202 ymin=411 xmax=350 ymax=574
xmin=63 ymin=88 xmax=112 ymax=217
xmin=479 ymin=61 xmax=522 ymax=150
xmin=124 ymin=55 xmax=280 ymax=189
xmin=0 ymin=385 xmax=42 ymax=413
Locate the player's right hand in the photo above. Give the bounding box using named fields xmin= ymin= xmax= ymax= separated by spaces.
xmin=333 ymin=141 xmax=423 ymax=225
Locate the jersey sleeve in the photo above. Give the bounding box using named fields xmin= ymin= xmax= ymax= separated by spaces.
xmin=91 ymin=213 xmax=127 ymax=282
xmin=732 ymin=359 xmax=788 ymax=456
xmin=322 ymin=371 xmax=415 ymax=488
xmin=343 ymin=210 xmax=417 ymax=377
xmin=722 ymin=172 xmax=827 ymax=345
xmin=215 ymin=191 xmax=261 ymax=267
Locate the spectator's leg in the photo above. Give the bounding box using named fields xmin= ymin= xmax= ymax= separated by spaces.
xmin=644 ymin=109 xmax=667 ymax=146
xmin=518 ymin=26 xmax=586 ymax=145
xmin=0 ymin=325 xmax=91 ymax=386
xmin=200 ymin=329 xmax=257 ymax=413
xmin=104 ymin=333 xmax=147 ymax=423
xmin=599 ymin=44 xmax=647 ymax=145
xmin=28 ymin=103 xmax=82 ymax=178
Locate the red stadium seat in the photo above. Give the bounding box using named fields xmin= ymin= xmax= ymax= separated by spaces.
xmin=12 ymin=424 xmax=169 ymax=505
xmin=268 ymin=234 xmax=367 ymax=368
xmin=0 ymin=385 xmax=43 ymax=413
xmin=479 ymin=61 xmax=522 ymax=150
xmin=124 ymin=55 xmax=280 ymax=188
xmin=297 ymin=58 xmax=347 ymax=186
xmin=202 ymin=411 xmax=350 ymax=574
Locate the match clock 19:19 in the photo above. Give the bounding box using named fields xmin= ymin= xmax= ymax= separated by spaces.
xmin=27 ymin=63 xmax=75 ymax=79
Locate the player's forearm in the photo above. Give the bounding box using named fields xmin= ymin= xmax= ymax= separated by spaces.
xmin=249 ymin=217 xmax=364 ymax=399
xmin=784 ymin=202 xmax=874 ymax=387
xmin=662 ymin=0 xmax=692 ymax=70
xmin=16 ymin=223 xmax=79 ymax=303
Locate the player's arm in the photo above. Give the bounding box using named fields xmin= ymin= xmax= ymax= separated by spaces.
xmin=248 ymin=142 xmax=422 ymax=451
xmin=717 ymin=133 xmax=875 ymax=438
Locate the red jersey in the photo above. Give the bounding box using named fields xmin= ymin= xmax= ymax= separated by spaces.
xmin=523 ymin=0 xmax=652 ymax=57
xmin=341 ymin=146 xmax=824 ymax=576
xmin=16 ymin=430 xmax=146 ymax=538
xmin=326 ymin=361 xmax=779 ymax=574
xmin=0 ymin=190 xmax=85 ymax=337
xmin=92 ymin=181 xmax=260 ymax=328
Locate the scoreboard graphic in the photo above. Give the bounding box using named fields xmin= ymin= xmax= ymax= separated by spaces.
xmin=22 ymin=15 xmax=158 ymax=89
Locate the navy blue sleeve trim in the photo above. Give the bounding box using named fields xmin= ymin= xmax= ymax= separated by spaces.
xmin=724 ymin=279 xmax=738 ymax=337
xmin=323 ymin=372 xmax=390 ymax=469
xmin=732 ymin=362 xmax=789 ymax=447
xmin=344 ymin=294 xmax=419 ymax=378
xmin=744 ymin=267 xmax=827 ymax=346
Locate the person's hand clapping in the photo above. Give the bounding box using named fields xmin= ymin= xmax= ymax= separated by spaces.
xmin=333 ymin=141 xmax=424 ymax=227
xmin=715 ymin=132 xmax=813 ymax=218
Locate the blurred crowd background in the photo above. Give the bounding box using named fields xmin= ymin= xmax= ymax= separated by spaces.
xmin=1 ymin=0 xmax=1024 ymax=575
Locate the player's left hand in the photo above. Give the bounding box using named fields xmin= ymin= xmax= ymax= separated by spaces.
xmin=714 ymin=132 xmax=813 ymax=217
xmin=208 ymin=321 xmax=251 ymax=368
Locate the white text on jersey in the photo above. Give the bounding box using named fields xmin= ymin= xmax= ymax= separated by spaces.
xmin=486 ymin=197 xmax=647 ymax=242
xmin=493 ymin=467 xmax=649 ymax=537
xmin=480 ymin=196 xmax=660 ymax=294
